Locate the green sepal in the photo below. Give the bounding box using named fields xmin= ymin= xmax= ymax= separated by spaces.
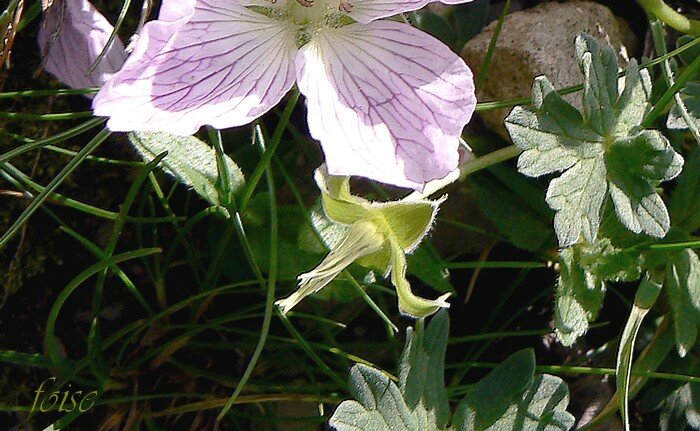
xmin=316 ymin=166 xmax=443 ymax=252
xmin=390 ymin=241 xmax=450 ymax=318
xmin=282 ymin=165 xmax=449 ymax=318
xmin=316 ymin=168 xmax=369 ymax=225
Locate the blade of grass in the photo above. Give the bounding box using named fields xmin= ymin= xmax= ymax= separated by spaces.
xmin=0 ymin=88 xmax=98 ymax=98
xmin=0 ymin=117 xmax=104 ymax=164
xmin=0 ymin=111 xmax=94 ymax=120
xmin=92 ymin=153 xmax=166 ymax=312
xmin=276 ymin=310 xmax=347 ymax=388
xmin=443 ymin=261 xmax=546 ymax=269
xmin=650 ymin=239 xmax=700 ymax=250
xmin=149 ymin=173 xmax=207 ymax=290
xmin=0 ymin=161 xmax=178 ymax=223
xmin=0 ymin=128 xmax=110 ymax=248
xmin=59 ymin=225 xmax=154 ymax=315
xmin=572 ymin=315 xmax=675 ymax=431
xmin=217 ymin=125 xmax=279 ymax=421
xmin=651 ymin=20 xmax=700 ymax=143
xmin=85 ymin=0 xmax=131 ymax=75
xmin=643 ymin=51 xmax=700 ymax=127
xmin=476 ymin=0 xmax=511 ymax=88
xmin=617 ymin=276 xmax=661 ymax=431
xmin=0 ymin=350 xmax=53 ymax=368
xmin=44 ymin=248 xmax=161 ymax=371
xmin=239 ymin=91 xmax=299 ymax=212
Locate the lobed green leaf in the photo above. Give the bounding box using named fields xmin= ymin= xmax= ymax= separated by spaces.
xmin=129 ymin=131 xmax=245 ymax=207
xmin=506 ymin=33 xmax=683 ymax=247
xmin=665 ymin=249 xmax=700 ymax=357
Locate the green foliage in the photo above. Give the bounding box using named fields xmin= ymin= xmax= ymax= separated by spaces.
xmin=329 ymin=312 xmax=575 ymax=431
xmin=413 ymin=11 xmax=457 ymax=48
xmin=330 ymin=363 xmax=442 ymax=431
xmin=211 ymin=196 xmax=322 ymax=282
xmin=605 ymin=130 xmax=683 ymax=237
xmin=659 ymin=383 xmax=700 ymax=431
xmin=670 ymin=148 xmax=700 ymax=233
xmin=406 ymin=247 xmax=456 ymax=294
xmin=330 ymin=311 xmax=451 ymax=431
xmin=581 ymin=237 xmax=644 ymax=283
xmin=667 ymin=82 xmax=700 ymax=130
xmin=617 ymin=276 xmax=662 ymax=431
xmin=453 ymin=0 xmax=490 ymax=47
xmin=665 ymin=249 xmax=700 ymax=357
xmin=675 ymin=35 xmax=700 ymax=69
xmin=413 ymin=0 xmax=489 ymax=50
xmin=454 ymin=349 xmax=535 ymax=429
xmin=554 ymin=231 xmax=650 ymax=346
xmin=553 ymin=223 xmax=652 ymax=346
xmin=667 ymin=35 xmax=700 ymax=130
xmin=7 ymin=4 xmax=700 ymax=430
xmin=455 ymin=373 xmax=575 ymax=431
xmin=639 ymin=346 xmax=700 ymax=431
xmin=554 ymin=246 xmax=605 ymax=345
xmin=128 ymin=132 xmax=245 ymax=207
xmin=399 ymin=311 xmax=450 ymax=429
xmin=470 ymin=164 xmax=556 ymax=252
xmin=505 ymin=34 xmax=683 ymax=247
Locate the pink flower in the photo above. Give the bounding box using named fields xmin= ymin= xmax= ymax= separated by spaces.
xmin=91 ymin=0 xmax=477 ymax=189
xmin=38 ymin=0 xmax=126 ymax=91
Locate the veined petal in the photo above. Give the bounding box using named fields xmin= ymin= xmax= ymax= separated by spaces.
xmin=93 ymin=0 xmax=298 ymax=135
xmin=296 ymin=21 xmax=475 ymax=190
xmin=158 ymin=0 xmax=197 ymax=22
xmin=345 ymin=0 xmax=475 ymax=24
xmin=389 ymin=241 xmax=450 ymax=318
xmin=38 ymin=0 xmax=127 ymax=89
xmin=276 ymin=220 xmax=385 ymax=314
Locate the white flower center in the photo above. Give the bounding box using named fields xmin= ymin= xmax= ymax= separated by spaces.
xmin=287 ymin=0 xmax=332 ymax=25
xmin=253 ymin=0 xmax=353 ymax=46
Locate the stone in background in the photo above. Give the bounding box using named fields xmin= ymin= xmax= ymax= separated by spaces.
xmin=462 ymin=1 xmax=638 ymax=138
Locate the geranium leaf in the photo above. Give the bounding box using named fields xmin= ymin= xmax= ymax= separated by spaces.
xmin=665 ymin=249 xmax=700 ymax=357
xmin=546 ymin=156 xmax=608 ymax=247
xmin=330 ymin=364 xmax=440 ymax=431
xmin=669 ymin=148 xmax=700 ymax=233
xmin=128 ymin=132 xmax=244 ymax=207
xmin=605 ymin=130 xmax=684 ymax=236
xmin=454 ymin=349 xmax=535 ymax=429
xmin=453 ymin=349 xmax=575 ymax=431
xmin=667 ymin=82 xmax=700 ymax=130
xmin=330 ymin=312 xmax=450 ymax=431
xmin=576 ymin=33 xmax=620 ymax=136
xmin=330 ymin=319 xmax=575 ymax=431
xmin=475 ymin=375 xmax=575 ymax=431
xmin=505 ymin=33 xmax=683 ymax=247
xmin=400 ymin=310 xmax=450 ymax=428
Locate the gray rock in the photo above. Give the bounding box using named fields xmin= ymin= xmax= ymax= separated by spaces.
xmin=461 ymin=1 xmax=637 ymax=139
